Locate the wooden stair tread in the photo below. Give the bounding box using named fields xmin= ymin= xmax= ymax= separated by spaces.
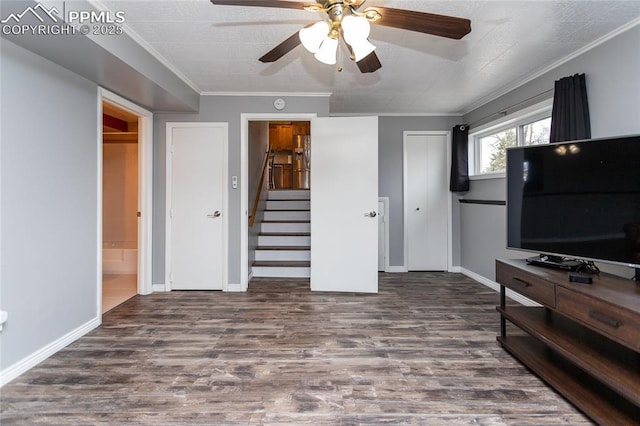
xmin=253 ymin=261 xmax=311 ymax=267
xmin=259 ymin=232 xmax=311 ymax=237
xmin=264 ymin=209 xmax=310 ymax=212
xmin=256 ymin=246 xmax=311 ymax=251
xmin=261 ymin=220 xmax=310 ymax=224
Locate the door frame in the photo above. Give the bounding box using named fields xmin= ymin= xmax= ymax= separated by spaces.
xmin=378 ymin=197 xmax=390 ymax=272
xmin=240 ymin=113 xmax=317 ymax=291
xmin=165 ymin=122 xmax=229 ymax=291
xmin=402 ymin=130 xmax=453 ymax=272
xmin=97 ymin=88 xmax=154 ymax=317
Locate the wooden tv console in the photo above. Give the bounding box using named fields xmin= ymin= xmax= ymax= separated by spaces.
xmin=495 ymin=259 xmax=640 ymax=425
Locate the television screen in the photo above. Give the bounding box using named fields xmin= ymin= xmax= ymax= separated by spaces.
xmin=506 ymin=135 xmax=640 ymax=268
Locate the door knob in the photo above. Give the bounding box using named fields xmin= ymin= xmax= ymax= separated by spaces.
xmin=364 ymin=211 xmax=377 ymax=217
xmin=207 ymin=211 xmax=221 ymax=218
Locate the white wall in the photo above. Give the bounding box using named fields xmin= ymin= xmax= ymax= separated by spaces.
xmin=459 ymin=25 xmax=640 ymax=281
xmin=1 ymin=40 xmax=100 ymax=378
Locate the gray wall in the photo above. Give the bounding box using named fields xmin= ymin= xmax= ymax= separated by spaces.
xmin=248 ymin=121 xmax=270 ymax=269
xmin=378 ymin=116 xmax=462 ymax=268
xmin=460 ymin=25 xmax=640 ymax=281
xmin=1 ymin=40 xmax=99 ymax=370
xmin=153 ymin=96 xmax=330 ymax=286
xmin=1 ymin=0 xmax=199 ymax=113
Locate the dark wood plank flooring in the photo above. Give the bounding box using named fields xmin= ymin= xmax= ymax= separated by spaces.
xmin=1 ymin=272 xmax=591 ymax=425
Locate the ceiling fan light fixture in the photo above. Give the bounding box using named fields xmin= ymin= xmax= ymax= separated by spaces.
xmin=341 ymin=15 xmax=371 ymax=42
xmin=341 ymin=14 xmax=376 ymax=62
xmin=299 ymin=20 xmax=330 ymax=54
xmin=349 ymin=39 xmax=376 ymax=62
xmin=314 ymin=36 xmax=339 ymax=65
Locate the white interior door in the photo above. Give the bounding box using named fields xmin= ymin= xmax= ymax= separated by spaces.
xmin=404 ymin=132 xmax=448 ymax=271
xmin=168 ymin=124 xmax=227 ymax=290
xmin=311 ymin=116 xmax=378 ymax=293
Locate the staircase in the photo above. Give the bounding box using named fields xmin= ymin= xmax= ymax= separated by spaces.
xmin=252 ymin=189 xmax=311 ymax=278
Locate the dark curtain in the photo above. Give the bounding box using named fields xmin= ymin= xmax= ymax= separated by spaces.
xmin=450 ymin=124 xmax=469 ymax=192
xmin=549 ymin=73 xmax=591 ymax=142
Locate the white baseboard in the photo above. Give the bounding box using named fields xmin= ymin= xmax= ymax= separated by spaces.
xmin=449 ymin=266 xmax=462 ymax=273
xmin=460 ymin=267 xmax=539 ymax=307
xmin=0 ymin=316 xmax=101 ymax=387
xmin=386 ymin=266 xmax=408 ymax=273
xmin=226 ymin=283 xmax=242 ymax=292
xmin=152 ymin=283 xmax=166 ymax=292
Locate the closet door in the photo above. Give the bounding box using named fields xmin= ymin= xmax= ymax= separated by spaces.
xmin=404 ymin=132 xmax=448 ymax=271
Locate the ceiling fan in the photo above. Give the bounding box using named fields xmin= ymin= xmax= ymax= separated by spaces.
xmin=210 ymin=0 xmax=471 ymax=73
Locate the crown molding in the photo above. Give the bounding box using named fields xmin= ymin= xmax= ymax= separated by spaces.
xmin=201 ymin=92 xmax=332 ymax=97
xmin=87 ymin=0 xmax=201 ymax=94
xmin=330 ymin=112 xmax=463 ymax=117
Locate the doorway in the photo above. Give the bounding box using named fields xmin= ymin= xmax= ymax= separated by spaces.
xmin=98 ymin=88 xmax=153 ymax=315
xmin=101 ymin=101 xmax=139 ymax=312
xmin=241 ymin=113 xmax=318 ymax=291
xmin=242 ymin=114 xmax=379 ymax=293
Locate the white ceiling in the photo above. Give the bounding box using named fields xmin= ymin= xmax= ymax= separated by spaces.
xmin=98 ymin=0 xmax=640 ymax=115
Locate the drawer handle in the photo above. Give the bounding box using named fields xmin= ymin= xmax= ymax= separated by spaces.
xmin=512 ymin=277 xmax=531 ymax=288
xmin=588 ymin=310 xmax=620 ymax=329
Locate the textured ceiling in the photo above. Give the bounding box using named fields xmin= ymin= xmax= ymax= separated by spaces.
xmin=97 ymin=0 xmax=640 ymax=115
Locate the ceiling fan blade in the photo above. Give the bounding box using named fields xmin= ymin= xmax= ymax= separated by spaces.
xmin=210 ymin=0 xmax=308 ymax=10
xmin=356 ymin=51 xmax=382 ymax=73
xmin=366 ymin=7 xmax=471 ymax=40
xmin=259 ymin=31 xmax=302 ymax=63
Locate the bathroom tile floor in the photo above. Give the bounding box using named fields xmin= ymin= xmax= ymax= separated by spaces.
xmin=102 ymin=274 xmax=137 ymax=313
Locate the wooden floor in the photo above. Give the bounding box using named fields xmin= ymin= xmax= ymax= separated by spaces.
xmin=1 ymin=273 xmax=591 ymax=425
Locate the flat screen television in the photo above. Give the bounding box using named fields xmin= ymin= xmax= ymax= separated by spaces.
xmin=506 ymin=135 xmax=640 ymax=276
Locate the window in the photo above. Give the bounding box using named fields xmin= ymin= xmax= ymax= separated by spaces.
xmin=469 ymin=103 xmax=552 ymax=178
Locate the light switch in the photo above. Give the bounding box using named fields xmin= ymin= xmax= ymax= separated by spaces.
xmin=232 ymin=176 xmax=238 ymax=189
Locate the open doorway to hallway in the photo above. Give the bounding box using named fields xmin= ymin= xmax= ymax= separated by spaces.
xmin=101 ymin=101 xmax=139 ymax=312
xmin=248 ymin=120 xmax=311 ymax=280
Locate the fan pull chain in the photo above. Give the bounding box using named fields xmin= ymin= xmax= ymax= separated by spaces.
xmin=337 ymin=37 xmax=343 ymax=72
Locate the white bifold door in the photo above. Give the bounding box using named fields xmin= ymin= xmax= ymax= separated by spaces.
xmin=167 ymin=123 xmax=227 ymax=290
xmin=404 ymin=132 xmax=448 ymax=271
xmin=311 ymin=116 xmax=378 ymax=293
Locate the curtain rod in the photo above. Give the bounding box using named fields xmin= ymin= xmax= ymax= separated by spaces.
xmin=468 ymin=88 xmax=555 ymax=129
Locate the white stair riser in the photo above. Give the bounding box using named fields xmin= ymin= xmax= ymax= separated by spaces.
xmin=261 ymin=222 xmax=311 ymax=233
xmin=268 ymin=191 xmax=310 ymax=201
xmin=252 ymin=266 xmax=311 ymax=278
xmin=264 ymin=211 xmax=310 ymax=221
xmin=255 ymin=250 xmax=311 ymax=261
xmin=266 ymin=200 xmax=310 ymax=210
xmin=259 ymin=235 xmax=311 ymax=246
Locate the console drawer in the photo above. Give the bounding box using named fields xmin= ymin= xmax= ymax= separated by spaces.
xmin=496 ymin=261 xmax=556 ymax=307
xmin=557 ymin=286 xmax=640 ymax=351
